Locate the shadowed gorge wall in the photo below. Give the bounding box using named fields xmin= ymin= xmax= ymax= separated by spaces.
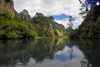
xmin=70 ymin=5 xmax=100 ymax=39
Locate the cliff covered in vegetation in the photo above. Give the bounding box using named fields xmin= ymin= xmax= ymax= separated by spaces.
xmin=0 ymin=0 xmax=66 ymax=39
xmin=70 ymin=4 xmax=100 ymax=39
xmin=0 ymin=0 xmax=15 ymax=17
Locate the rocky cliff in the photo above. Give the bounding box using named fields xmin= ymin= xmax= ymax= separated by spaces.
xmin=0 ymin=0 xmax=15 ymax=17
xmin=0 ymin=1 xmax=66 ymax=39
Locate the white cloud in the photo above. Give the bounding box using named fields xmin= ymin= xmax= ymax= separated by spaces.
xmin=13 ymin=0 xmax=85 ymax=28
xmin=55 ymin=16 xmax=83 ymax=29
xmin=13 ymin=0 xmax=83 ymax=16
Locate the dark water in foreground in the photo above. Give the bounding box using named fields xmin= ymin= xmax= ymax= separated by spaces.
xmin=0 ymin=39 xmax=100 ymax=67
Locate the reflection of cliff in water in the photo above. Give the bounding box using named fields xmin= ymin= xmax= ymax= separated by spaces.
xmin=69 ymin=39 xmax=100 ymax=67
xmin=0 ymin=38 xmax=66 ymax=65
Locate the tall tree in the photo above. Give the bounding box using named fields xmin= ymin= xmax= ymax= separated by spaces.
xmin=79 ymin=0 xmax=89 ymax=18
xmin=18 ymin=9 xmax=30 ymax=20
xmin=67 ymin=16 xmax=73 ymax=31
xmin=32 ymin=13 xmax=45 ymax=23
xmin=48 ymin=16 xmax=54 ymax=22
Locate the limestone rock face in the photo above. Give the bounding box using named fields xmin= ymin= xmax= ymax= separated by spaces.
xmin=0 ymin=0 xmax=15 ymax=17
xmin=49 ymin=23 xmax=55 ymax=37
xmin=56 ymin=29 xmax=63 ymax=36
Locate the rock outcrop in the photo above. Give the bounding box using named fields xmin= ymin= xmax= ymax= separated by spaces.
xmin=0 ymin=0 xmax=15 ymax=17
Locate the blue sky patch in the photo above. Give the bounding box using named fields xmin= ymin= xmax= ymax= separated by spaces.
xmin=52 ymin=14 xmax=76 ymax=21
xmin=54 ymin=53 xmax=77 ymax=62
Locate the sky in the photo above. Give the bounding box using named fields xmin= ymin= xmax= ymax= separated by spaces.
xmin=13 ymin=0 xmax=85 ymax=29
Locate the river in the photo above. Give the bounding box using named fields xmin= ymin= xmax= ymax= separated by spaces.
xmin=0 ymin=38 xmax=100 ymax=67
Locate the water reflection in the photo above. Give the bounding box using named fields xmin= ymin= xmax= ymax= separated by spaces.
xmin=54 ymin=46 xmax=80 ymax=61
xmin=72 ymin=39 xmax=100 ymax=67
xmin=0 ymin=39 xmax=100 ymax=67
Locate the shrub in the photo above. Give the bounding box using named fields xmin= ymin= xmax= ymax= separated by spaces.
xmin=0 ymin=29 xmax=5 ymax=38
xmin=7 ymin=31 xmax=18 ymax=39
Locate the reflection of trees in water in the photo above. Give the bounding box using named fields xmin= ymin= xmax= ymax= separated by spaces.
xmin=1 ymin=39 xmax=99 ymax=67
xmin=67 ymin=38 xmax=73 ymax=60
xmin=70 ymin=39 xmax=100 ymax=67
xmin=68 ymin=48 xmax=73 ymax=60
xmin=49 ymin=38 xmax=55 ymax=54
xmin=30 ymin=38 xmax=66 ymax=62
xmin=81 ymin=57 xmax=89 ymax=67
xmin=0 ymin=38 xmax=66 ymax=65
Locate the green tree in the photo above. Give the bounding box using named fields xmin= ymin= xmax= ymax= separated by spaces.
xmin=18 ymin=9 xmax=30 ymax=20
xmin=48 ymin=16 xmax=54 ymax=22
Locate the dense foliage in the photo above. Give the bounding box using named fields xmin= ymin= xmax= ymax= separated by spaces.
xmin=0 ymin=9 xmax=66 ymax=39
xmin=0 ymin=9 xmax=37 ymax=39
xmin=70 ymin=6 xmax=100 ymax=39
xmin=31 ymin=12 xmax=66 ymax=37
xmin=17 ymin=9 xmax=30 ymax=20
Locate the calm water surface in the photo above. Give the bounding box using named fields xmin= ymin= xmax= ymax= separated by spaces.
xmin=0 ymin=39 xmax=100 ymax=67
